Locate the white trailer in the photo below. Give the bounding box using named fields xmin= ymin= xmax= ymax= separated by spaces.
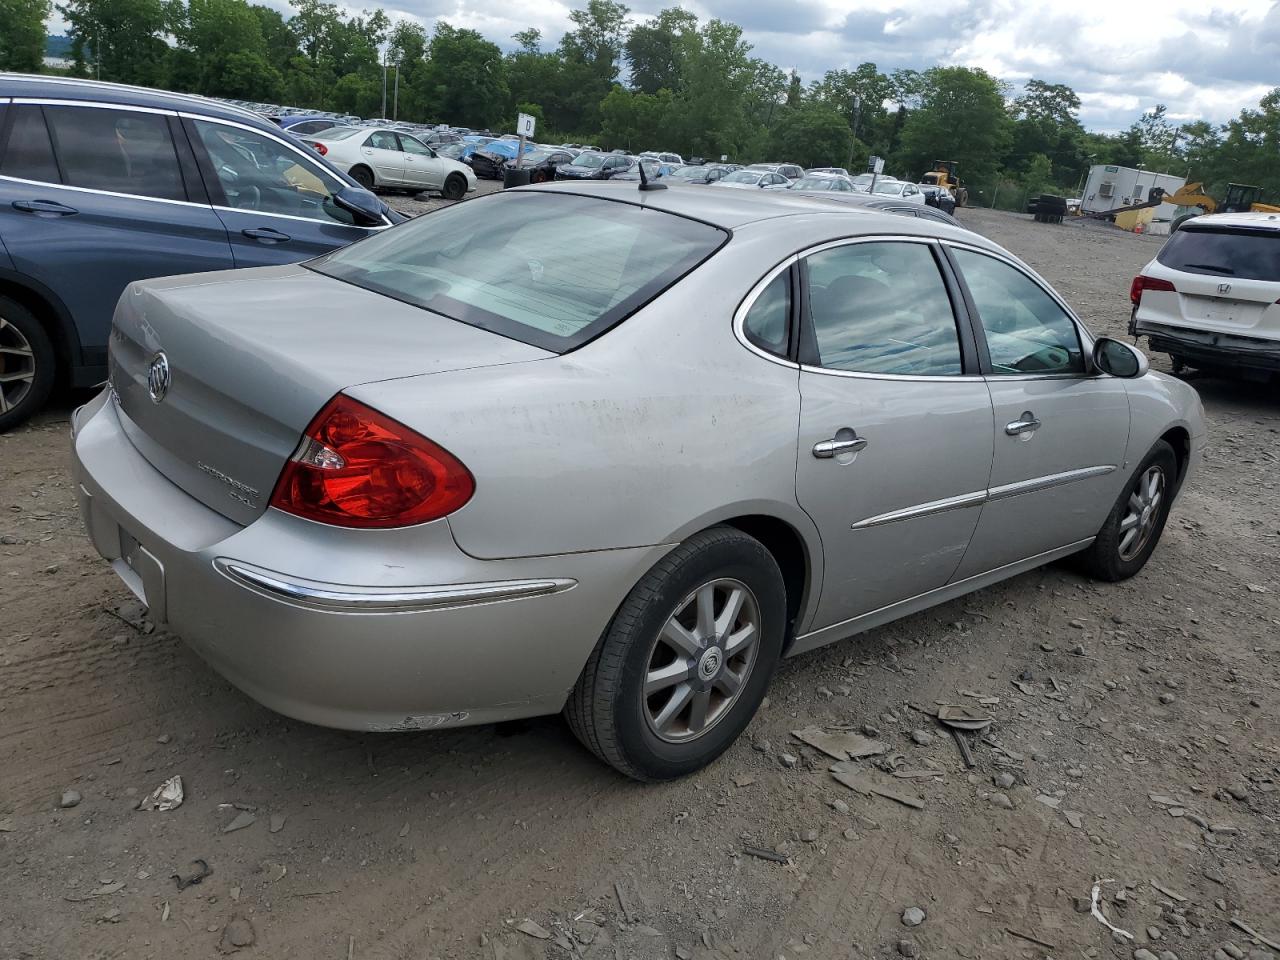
xmin=1081 ymin=165 xmax=1185 ymax=215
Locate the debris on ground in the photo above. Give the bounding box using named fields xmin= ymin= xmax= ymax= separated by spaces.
xmin=218 ymin=916 xmax=256 ymax=954
xmin=515 ymin=918 xmax=552 ymax=939
xmin=59 ymin=789 xmax=81 ymax=809
xmin=222 ymin=811 xmax=256 ymax=833
xmin=138 ymin=776 xmax=184 ymax=812
xmin=792 ymin=726 xmax=887 ymax=761
xmin=171 ymin=859 xmax=213 ymax=891
xmin=901 ymin=906 xmax=926 ymax=926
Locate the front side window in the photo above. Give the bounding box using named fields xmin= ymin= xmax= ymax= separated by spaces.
xmin=310 ymin=192 xmax=727 ymax=352
xmin=804 ymin=241 xmax=963 ymax=376
xmin=742 ymin=270 xmax=791 ymax=356
xmin=952 ymin=248 xmax=1084 ymax=375
xmin=192 ymin=119 xmax=349 ymax=224
xmin=43 ymin=105 xmax=184 ymax=201
xmin=0 ymin=105 xmax=59 ymax=184
xmin=398 ymin=135 xmax=432 ymax=156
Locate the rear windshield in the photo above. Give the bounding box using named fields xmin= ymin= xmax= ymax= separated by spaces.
xmin=308 ymin=192 xmax=727 ymax=352
xmin=1158 ymin=226 xmax=1280 ymax=282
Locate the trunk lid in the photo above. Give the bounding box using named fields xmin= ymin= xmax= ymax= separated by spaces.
xmin=109 ymin=264 xmax=551 ymax=525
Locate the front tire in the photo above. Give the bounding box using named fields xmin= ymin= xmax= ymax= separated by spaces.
xmin=565 ymin=526 xmax=786 ymax=781
xmin=441 ymin=174 xmax=467 ymax=201
xmin=1077 ymin=440 xmax=1177 ymax=581
xmin=0 ymin=296 xmax=56 ymax=433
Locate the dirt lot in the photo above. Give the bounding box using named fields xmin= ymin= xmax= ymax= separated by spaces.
xmin=2 ymin=196 xmax=1278 ymax=960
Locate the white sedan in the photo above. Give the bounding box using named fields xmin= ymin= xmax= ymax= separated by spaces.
xmin=870 ymin=179 xmax=926 ymax=204
xmin=712 ymin=170 xmax=793 ymax=191
xmin=306 ymin=126 xmax=477 ymax=199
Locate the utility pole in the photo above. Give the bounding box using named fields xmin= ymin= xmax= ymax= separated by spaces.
xmin=380 ymin=49 xmax=388 ymax=119
xmin=393 ymin=64 xmax=399 ymax=120
xmin=847 ymin=94 xmax=862 ymax=169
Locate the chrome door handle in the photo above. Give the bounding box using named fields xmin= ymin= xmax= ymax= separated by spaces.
xmin=1005 ymin=413 xmax=1042 ymax=436
xmin=813 ymin=437 xmax=868 ymax=459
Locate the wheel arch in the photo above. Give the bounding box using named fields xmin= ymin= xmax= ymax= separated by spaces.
xmin=1159 ymin=425 xmax=1192 ymax=492
xmin=0 ymin=270 xmax=83 ymax=386
xmin=718 ymin=514 xmax=815 ymax=645
xmin=348 ymin=163 xmax=376 ymax=186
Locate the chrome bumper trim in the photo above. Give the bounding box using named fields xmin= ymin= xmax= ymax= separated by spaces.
xmin=215 ymin=559 xmax=576 ymax=612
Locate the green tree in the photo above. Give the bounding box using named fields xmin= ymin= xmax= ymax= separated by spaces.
xmin=599 ymin=85 xmax=672 ymax=149
xmin=1132 ymin=103 xmax=1181 ymax=170
xmin=0 ymin=0 xmax=51 ymax=71
xmin=557 ymin=0 xmax=629 ymax=130
xmin=57 ymin=0 xmax=170 ymax=83
xmin=897 ymin=66 xmax=1012 ymax=185
xmin=418 ymin=22 xmax=508 ymax=128
xmin=768 ymin=103 xmax=853 ymax=168
xmin=624 ymin=6 xmax=696 ymax=95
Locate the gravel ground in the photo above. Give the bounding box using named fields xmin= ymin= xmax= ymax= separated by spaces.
xmin=1 ymin=197 xmax=1277 ymax=960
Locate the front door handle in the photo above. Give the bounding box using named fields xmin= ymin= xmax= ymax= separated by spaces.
xmin=1005 ymin=412 xmax=1042 ymax=436
xmin=12 ymin=199 xmax=79 ymax=217
xmin=242 ymin=226 xmax=291 ymax=243
xmin=813 ymin=436 xmax=869 ymax=459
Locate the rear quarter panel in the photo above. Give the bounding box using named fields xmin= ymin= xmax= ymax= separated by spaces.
xmin=347 ymin=221 xmax=819 ymax=563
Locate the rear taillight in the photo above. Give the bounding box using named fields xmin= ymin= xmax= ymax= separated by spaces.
xmin=309 ymin=141 xmax=327 ymax=155
xmin=1130 ymin=274 xmax=1176 ymax=305
xmin=269 ymin=395 xmax=474 ymax=528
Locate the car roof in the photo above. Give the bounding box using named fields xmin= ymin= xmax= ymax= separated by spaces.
xmin=0 ymin=73 xmax=271 ymax=129
xmin=519 ymin=180 xmax=989 ymax=244
xmin=1181 ymin=211 xmax=1280 ymax=231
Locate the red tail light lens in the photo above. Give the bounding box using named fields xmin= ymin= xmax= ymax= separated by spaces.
xmin=309 ymin=141 xmax=327 ymax=155
xmin=269 ymin=395 xmax=474 ymax=528
xmin=1130 ymin=274 xmax=1176 ymax=305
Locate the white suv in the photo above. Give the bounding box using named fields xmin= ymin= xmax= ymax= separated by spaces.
xmin=1130 ymin=212 xmax=1280 ymax=378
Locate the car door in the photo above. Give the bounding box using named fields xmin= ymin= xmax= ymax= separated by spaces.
xmin=601 ymin=157 xmax=627 ymax=178
xmin=947 ymin=244 xmax=1131 ymax=579
xmin=0 ymin=101 xmax=233 ymax=370
xmin=358 ymin=131 xmax=405 ymax=185
xmin=186 ymin=117 xmax=383 ymax=268
xmin=397 ymin=134 xmax=439 ymax=189
xmin=792 ymin=238 xmax=994 ymax=636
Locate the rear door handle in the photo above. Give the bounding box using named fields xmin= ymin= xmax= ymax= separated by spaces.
xmin=1005 ymin=412 xmax=1042 ymax=436
xmin=813 ymin=436 xmax=869 ymax=459
xmin=12 ymin=199 xmax=78 ymax=217
xmin=242 ymin=227 xmax=291 ymax=243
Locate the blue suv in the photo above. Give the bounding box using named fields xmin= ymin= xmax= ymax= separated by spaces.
xmin=0 ymin=75 xmax=401 ymax=430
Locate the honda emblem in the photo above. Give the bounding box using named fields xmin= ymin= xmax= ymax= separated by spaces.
xmin=1217 ymin=282 xmax=1232 ymax=294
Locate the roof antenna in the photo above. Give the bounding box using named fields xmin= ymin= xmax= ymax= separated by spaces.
xmin=638 ymin=160 xmax=667 ymax=192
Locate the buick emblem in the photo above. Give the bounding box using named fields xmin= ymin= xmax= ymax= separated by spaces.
xmin=1218 ymin=282 xmax=1232 ymax=294
xmin=147 ymin=352 xmax=171 ymax=403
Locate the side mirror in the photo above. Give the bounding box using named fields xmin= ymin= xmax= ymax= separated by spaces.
xmin=332 ymin=185 xmax=385 ymax=227
xmin=1093 ymin=337 xmax=1148 ymax=378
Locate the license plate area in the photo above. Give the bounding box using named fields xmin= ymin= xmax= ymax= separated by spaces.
xmin=110 ymin=528 xmax=168 ymax=623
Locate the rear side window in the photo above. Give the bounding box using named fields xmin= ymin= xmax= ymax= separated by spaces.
xmin=1157 ymin=227 xmax=1280 ymax=282
xmin=310 ymin=191 xmax=727 ymax=352
xmin=804 ymin=241 xmax=963 ymax=376
xmin=44 ymin=106 xmax=185 ymax=201
xmin=0 ymin=105 xmax=60 ymax=184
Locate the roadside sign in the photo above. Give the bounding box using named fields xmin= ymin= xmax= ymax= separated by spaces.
xmin=868 ymin=156 xmax=885 ymax=174
xmin=517 ymin=113 xmax=536 ymax=138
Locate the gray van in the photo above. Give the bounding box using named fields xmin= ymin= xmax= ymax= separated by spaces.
xmin=0 ymin=74 xmax=400 ymax=430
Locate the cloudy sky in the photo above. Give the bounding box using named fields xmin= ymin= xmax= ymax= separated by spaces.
xmin=368 ymin=0 xmax=1280 ymax=131
xmin=49 ymin=0 xmax=1280 ymax=131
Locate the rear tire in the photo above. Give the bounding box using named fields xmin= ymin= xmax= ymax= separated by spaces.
xmin=0 ymin=296 xmax=56 ymax=433
xmin=349 ymin=166 xmax=375 ymax=191
xmin=441 ymin=174 xmax=466 ymax=201
xmin=1076 ymin=441 xmax=1177 ymax=582
xmin=565 ymin=526 xmax=786 ymax=781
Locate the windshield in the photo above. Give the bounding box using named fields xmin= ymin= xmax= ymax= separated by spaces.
xmin=315 ymin=126 xmax=364 ymax=141
xmin=309 ymin=193 xmax=727 ymax=353
xmin=873 ymin=181 xmax=904 ymax=196
xmin=1157 ymin=226 xmax=1280 ymax=282
xmin=792 ymin=177 xmax=839 ymax=190
xmin=722 ymin=171 xmax=761 ymax=184
xmin=572 ymin=152 xmax=605 ymax=168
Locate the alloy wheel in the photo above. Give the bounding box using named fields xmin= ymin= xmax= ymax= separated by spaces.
xmin=643 ymin=578 xmax=761 ymax=744
xmin=1119 ymin=465 xmax=1165 ymax=561
xmin=0 ymin=316 xmax=37 ymax=416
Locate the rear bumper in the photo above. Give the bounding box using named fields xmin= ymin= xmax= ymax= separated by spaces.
xmin=71 ymin=392 xmax=668 ymax=731
xmin=1135 ymin=320 xmax=1280 ymax=373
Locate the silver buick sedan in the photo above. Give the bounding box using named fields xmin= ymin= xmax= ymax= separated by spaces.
xmin=72 ymin=183 xmax=1206 ymax=780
